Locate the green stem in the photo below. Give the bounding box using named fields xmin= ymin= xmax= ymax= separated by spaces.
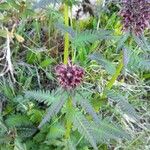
xmin=101 ymin=57 xmax=123 ymax=99
xmin=65 ymin=97 xmax=73 ymax=139
xmin=64 ymin=3 xmax=69 ymax=64
xmin=69 ymin=6 xmax=74 ymax=63
xmin=94 ymin=58 xmax=123 ymax=112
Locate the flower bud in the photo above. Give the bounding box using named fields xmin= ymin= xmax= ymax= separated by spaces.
xmin=55 ymin=61 xmax=84 ymax=90
xmin=119 ymin=0 xmax=150 ymax=35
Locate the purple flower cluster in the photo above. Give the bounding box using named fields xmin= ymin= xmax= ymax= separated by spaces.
xmin=55 ymin=61 xmax=84 ymax=90
xmin=119 ymin=0 xmax=150 ymax=35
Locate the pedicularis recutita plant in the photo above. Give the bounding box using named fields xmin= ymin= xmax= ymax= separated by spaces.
xmin=0 ymin=0 xmax=149 ymax=149
xmin=28 ymin=1 xmax=129 ymax=149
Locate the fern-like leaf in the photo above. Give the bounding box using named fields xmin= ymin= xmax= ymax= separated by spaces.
xmin=16 ymin=126 xmax=37 ymax=138
xmin=89 ymin=52 xmax=116 ymax=75
xmin=0 ymin=136 xmax=12 ymax=145
xmin=5 ymin=115 xmax=32 ymax=128
xmin=132 ymin=33 xmax=150 ymax=52
xmin=123 ymin=46 xmax=150 ymax=72
xmin=72 ymin=29 xmax=113 ymax=48
xmin=56 ymin=22 xmax=76 ymax=37
xmin=65 ymin=139 xmax=76 ymax=150
xmin=126 ymin=42 xmax=150 ymax=72
xmin=0 ymin=120 xmax=7 ymax=134
xmin=74 ymin=92 xmax=99 ymax=123
xmin=24 ymin=89 xmax=63 ymax=106
xmin=91 ymin=118 xmax=130 ymax=143
xmin=46 ymin=122 xmax=65 ymax=139
xmin=14 ymin=138 xmax=27 ymax=150
xmin=38 ymin=94 xmax=67 ymax=128
xmin=33 ymin=0 xmax=61 ymax=9
xmin=138 ymin=59 xmax=150 ymax=71
xmin=73 ymin=111 xmax=98 ymax=150
xmin=116 ymin=31 xmax=130 ymax=52
xmin=107 ymin=90 xmax=139 ymax=123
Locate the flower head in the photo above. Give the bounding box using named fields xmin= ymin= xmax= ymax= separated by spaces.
xmin=55 ymin=61 xmax=84 ymax=90
xmin=119 ymin=0 xmax=150 ymax=35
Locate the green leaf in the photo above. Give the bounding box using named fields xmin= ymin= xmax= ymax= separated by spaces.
xmin=56 ymin=22 xmax=75 ymax=37
xmin=14 ymin=138 xmax=27 ymax=150
xmin=24 ymin=89 xmax=63 ymax=106
xmin=116 ymin=32 xmax=130 ymax=52
xmin=38 ymin=93 xmax=67 ymax=128
xmin=5 ymin=114 xmax=32 ymax=127
xmin=26 ymin=51 xmax=41 ymax=64
xmin=89 ymin=52 xmax=116 ymax=75
xmin=16 ymin=126 xmax=37 ymax=138
xmin=92 ymin=118 xmax=130 ymax=143
xmin=0 ymin=120 xmax=7 ymax=133
xmin=0 ymin=29 xmax=7 ymax=38
xmin=7 ymin=0 xmax=20 ymax=10
xmin=0 ymin=2 xmax=11 ymax=11
xmin=46 ymin=122 xmax=65 ymax=139
xmin=33 ymin=0 xmax=61 ymax=9
xmin=72 ymin=29 xmax=113 ymax=48
xmin=40 ymin=58 xmax=52 ymax=68
xmin=73 ymin=111 xmax=98 ymax=150
xmin=28 ymin=109 xmax=43 ymax=123
xmin=74 ymin=92 xmax=99 ymax=123
xmin=107 ymin=90 xmax=139 ymax=123
xmin=132 ymin=33 xmax=150 ymax=52
xmin=126 ymin=46 xmax=150 ymax=72
xmin=139 ymin=60 xmax=150 ymax=71
xmin=65 ymin=139 xmax=77 ymax=150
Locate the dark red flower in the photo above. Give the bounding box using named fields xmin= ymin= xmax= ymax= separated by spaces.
xmin=55 ymin=61 xmax=84 ymax=90
xmin=119 ymin=0 xmax=150 ymax=35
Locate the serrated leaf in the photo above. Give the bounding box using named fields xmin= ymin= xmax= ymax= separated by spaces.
xmin=107 ymin=90 xmax=140 ymax=123
xmin=5 ymin=115 xmax=32 ymax=127
xmin=47 ymin=122 xmax=65 ymax=139
xmin=16 ymin=126 xmax=37 ymax=138
xmin=126 ymin=46 xmax=150 ymax=72
xmin=73 ymin=111 xmax=98 ymax=150
xmin=116 ymin=32 xmax=130 ymax=52
xmin=91 ymin=118 xmax=130 ymax=143
xmin=14 ymin=138 xmax=27 ymax=150
xmin=24 ymin=89 xmax=62 ymax=106
xmin=56 ymin=22 xmax=76 ymax=37
xmin=72 ymin=29 xmax=113 ymax=48
xmin=89 ymin=52 xmax=116 ymax=75
xmin=33 ymin=0 xmax=61 ymax=9
xmin=0 ymin=120 xmax=7 ymax=133
xmin=132 ymin=33 xmax=150 ymax=52
xmin=38 ymin=93 xmax=67 ymax=128
xmin=0 ymin=2 xmax=11 ymax=11
xmin=65 ymin=139 xmax=76 ymax=150
xmin=139 ymin=60 xmax=150 ymax=71
xmin=74 ymin=92 xmax=99 ymax=123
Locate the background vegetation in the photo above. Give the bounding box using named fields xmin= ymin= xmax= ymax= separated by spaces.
xmin=0 ymin=0 xmax=149 ymax=150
